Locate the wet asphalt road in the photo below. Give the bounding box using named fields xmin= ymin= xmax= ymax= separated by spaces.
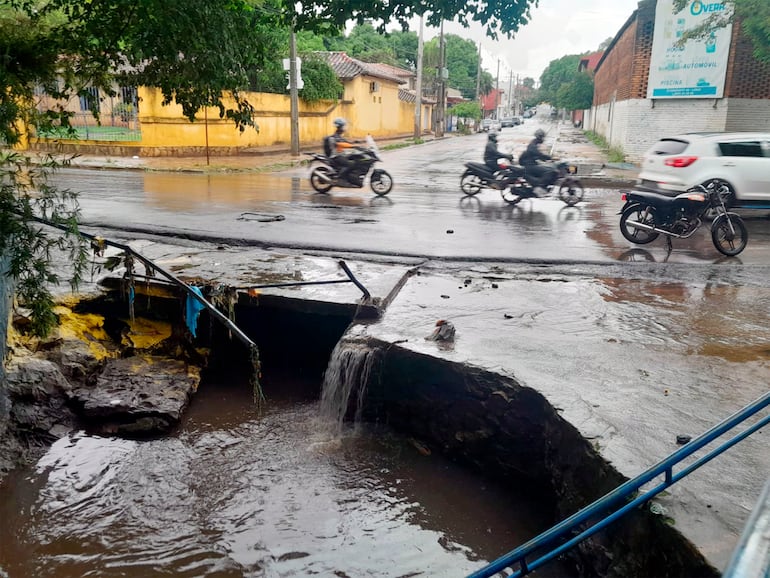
xmin=52 ymin=125 xmax=770 ymax=267
xmin=44 ymin=128 xmax=770 ymax=572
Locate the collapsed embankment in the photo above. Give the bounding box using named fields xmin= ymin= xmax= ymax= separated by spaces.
xmin=0 ymin=286 xmax=719 ymax=577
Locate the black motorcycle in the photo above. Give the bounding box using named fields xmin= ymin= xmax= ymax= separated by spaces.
xmin=306 ymin=135 xmax=393 ymax=196
xmin=461 ymin=159 xmax=584 ymax=206
xmin=619 ymin=182 xmax=748 ymax=256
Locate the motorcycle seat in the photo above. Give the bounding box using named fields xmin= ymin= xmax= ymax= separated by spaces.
xmin=466 ymin=161 xmax=490 ymax=172
xmin=628 ymin=189 xmax=684 ymax=204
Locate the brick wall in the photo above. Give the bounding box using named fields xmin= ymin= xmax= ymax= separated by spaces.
xmin=590 ymin=0 xmax=770 ymax=162
xmin=594 ymin=0 xmax=657 ymax=106
xmin=725 ymin=21 xmax=770 ymax=99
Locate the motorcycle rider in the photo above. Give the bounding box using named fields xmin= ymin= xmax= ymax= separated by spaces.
xmin=519 ymin=128 xmax=557 ymax=191
xmin=325 ymin=117 xmax=363 ymax=185
xmin=483 ymin=132 xmax=514 ymax=186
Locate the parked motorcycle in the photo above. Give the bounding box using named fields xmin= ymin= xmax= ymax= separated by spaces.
xmin=306 ymin=135 xmax=393 ymax=196
xmin=619 ymin=182 xmax=748 ymax=256
xmin=461 ymin=159 xmax=584 ymax=206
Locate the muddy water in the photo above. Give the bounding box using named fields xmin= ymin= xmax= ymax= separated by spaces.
xmin=0 ymin=370 xmax=569 ymax=578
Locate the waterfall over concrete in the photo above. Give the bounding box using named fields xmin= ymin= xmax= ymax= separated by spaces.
xmin=319 ymin=337 xmax=379 ymax=434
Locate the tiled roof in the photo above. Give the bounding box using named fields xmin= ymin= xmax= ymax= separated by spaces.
xmin=398 ymin=88 xmax=436 ymax=105
xmin=579 ymin=51 xmax=604 ymax=72
xmin=314 ymin=52 xmax=406 ymax=84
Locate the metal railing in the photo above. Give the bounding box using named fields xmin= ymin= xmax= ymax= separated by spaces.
xmin=722 ymin=478 xmax=770 ymax=578
xmin=468 ymin=391 xmax=770 ymax=578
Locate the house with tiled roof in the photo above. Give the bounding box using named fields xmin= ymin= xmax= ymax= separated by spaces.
xmin=315 ymin=51 xmax=433 ymax=137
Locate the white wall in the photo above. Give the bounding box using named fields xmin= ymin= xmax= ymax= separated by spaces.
xmin=725 ymin=99 xmax=770 ymax=132
xmin=587 ymin=97 xmax=758 ymax=163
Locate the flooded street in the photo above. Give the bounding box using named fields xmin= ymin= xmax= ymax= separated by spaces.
xmin=0 ymin=370 xmax=570 ymax=578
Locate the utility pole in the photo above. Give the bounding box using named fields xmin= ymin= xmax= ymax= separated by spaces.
xmin=437 ymin=20 xmax=445 ymax=137
xmin=289 ymin=26 xmax=300 ymax=156
xmin=507 ymin=70 xmax=512 ymax=114
xmin=414 ymin=15 xmax=424 ymax=140
xmin=495 ymin=59 xmax=500 ymax=120
xmin=475 ymin=42 xmax=481 ymax=104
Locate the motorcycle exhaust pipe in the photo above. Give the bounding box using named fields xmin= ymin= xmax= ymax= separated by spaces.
xmin=625 ymin=219 xmax=686 ymax=239
xmin=317 ymin=172 xmax=333 ymax=183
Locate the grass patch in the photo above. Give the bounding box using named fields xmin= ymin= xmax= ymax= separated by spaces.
xmin=382 ymin=138 xmax=423 ymax=151
xmin=584 ymin=130 xmax=626 ymax=163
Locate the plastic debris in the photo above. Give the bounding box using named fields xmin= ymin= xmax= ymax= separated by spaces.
xmin=425 ymin=320 xmax=456 ymax=342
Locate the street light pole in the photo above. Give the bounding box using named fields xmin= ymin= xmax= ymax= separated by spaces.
xmin=289 ymin=25 xmax=300 ymax=156
xmin=437 ymin=19 xmax=445 ymax=137
xmin=414 ymin=15 xmax=424 ymax=140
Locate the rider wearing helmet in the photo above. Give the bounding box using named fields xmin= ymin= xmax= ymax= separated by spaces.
xmin=325 ymin=118 xmax=361 ymax=184
xmin=518 ymin=128 xmax=556 ymax=191
xmin=483 ymin=131 xmax=513 ymax=174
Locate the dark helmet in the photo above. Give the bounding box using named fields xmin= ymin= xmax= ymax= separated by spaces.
xmin=488 ymin=131 xmax=498 ymax=142
xmin=333 ymin=117 xmax=347 ymax=131
xmin=534 ymin=129 xmax=545 ymax=142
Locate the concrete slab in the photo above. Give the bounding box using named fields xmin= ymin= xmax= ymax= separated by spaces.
xmin=341 ymin=260 xmax=770 ymax=572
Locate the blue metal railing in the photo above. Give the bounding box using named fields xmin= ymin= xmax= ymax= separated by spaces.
xmin=722 ymin=478 xmax=770 ymax=578
xmin=468 ymin=391 xmax=770 ymax=578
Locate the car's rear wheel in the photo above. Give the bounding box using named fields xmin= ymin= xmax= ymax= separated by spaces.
xmin=702 ymin=179 xmax=736 ymax=208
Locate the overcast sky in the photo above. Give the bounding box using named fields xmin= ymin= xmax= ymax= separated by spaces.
xmin=415 ymin=0 xmax=641 ymax=82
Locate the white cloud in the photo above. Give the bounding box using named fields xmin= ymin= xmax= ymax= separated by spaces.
xmin=415 ymin=0 xmax=639 ymax=81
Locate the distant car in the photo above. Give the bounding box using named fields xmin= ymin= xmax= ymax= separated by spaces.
xmin=481 ymin=118 xmax=493 ymax=131
xmin=500 ymin=117 xmax=522 ymax=128
xmin=635 ymin=132 xmax=770 ymax=208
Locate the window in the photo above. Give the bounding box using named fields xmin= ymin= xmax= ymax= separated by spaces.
xmin=79 ymin=87 xmax=100 ymax=113
xmin=719 ymin=141 xmax=764 ymax=157
xmin=651 ymin=138 xmax=689 ymax=155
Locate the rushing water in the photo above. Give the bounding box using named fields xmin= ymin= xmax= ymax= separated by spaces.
xmin=0 ymin=360 xmax=569 ymax=577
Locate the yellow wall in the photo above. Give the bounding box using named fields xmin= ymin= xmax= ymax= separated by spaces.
xmin=138 ymin=75 xmax=428 ymax=151
xmin=30 ymin=79 xmax=432 ymax=154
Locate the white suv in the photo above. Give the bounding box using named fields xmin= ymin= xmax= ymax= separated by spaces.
xmin=636 ymin=132 xmax=770 ymax=208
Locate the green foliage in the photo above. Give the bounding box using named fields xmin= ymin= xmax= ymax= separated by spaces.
xmin=539 ymin=54 xmax=582 ymax=106
xmin=298 ymin=56 xmax=343 ymax=101
xmin=289 ymin=0 xmax=539 ymax=40
xmin=451 ymin=101 xmax=481 ymax=120
xmin=0 ymin=152 xmax=89 ymax=336
xmin=444 ymin=35 xmax=483 ymax=100
xmin=672 ymin=0 xmax=770 ymax=64
xmin=556 ymin=72 xmax=594 ymax=111
xmin=584 ymin=131 xmax=626 ymax=163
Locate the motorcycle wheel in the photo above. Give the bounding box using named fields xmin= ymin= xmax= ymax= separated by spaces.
xmin=557 ymin=178 xmax=584 ymax=206
xmin=460 ymin=170 xmax=483 ymax=195
xmin=619 ymin=203 xmax=659 ymax=244
xmin=711 ymin=213 xmax=748 ymax=256
xmin=310 ymin=166 xmax=333 ymax=193
xmin=370 ymin=169 xmax=393 ymax=196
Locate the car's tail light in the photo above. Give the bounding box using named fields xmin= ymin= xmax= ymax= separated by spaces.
xmin=664 ymin=156 xmax=698 ymax=168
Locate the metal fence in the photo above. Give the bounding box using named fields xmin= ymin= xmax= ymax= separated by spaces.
xmin=35 ymin=85 xmax=141 ymax=142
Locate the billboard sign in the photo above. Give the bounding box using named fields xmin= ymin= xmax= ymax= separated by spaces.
xmin=647 ymin=0 xmax=733 ymax=99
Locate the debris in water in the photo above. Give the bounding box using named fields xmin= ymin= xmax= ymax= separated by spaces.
xmin=426 ymin=320 xmax=455 ymax=342
xmin=676 ymin=435 xmax=692 ymax=445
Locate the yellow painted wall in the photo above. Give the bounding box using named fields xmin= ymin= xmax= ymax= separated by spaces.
xmin=138 ymin=76 xmax=429 ymax=151
xmin=29 ymin=79 xmax=432 ymax=154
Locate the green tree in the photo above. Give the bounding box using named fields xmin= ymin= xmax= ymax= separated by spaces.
xmin=555 ymin=73 xmax=594 ymax=111
xmin=672 ymin=0 xmax=770 ymax=64
xmin=451 ymin=101 xmax=481 ymax=120
xmin=538 ymin=54 xmax=582 ymax=106
xmin=445 ymin=35 xmax=483 ymax=100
